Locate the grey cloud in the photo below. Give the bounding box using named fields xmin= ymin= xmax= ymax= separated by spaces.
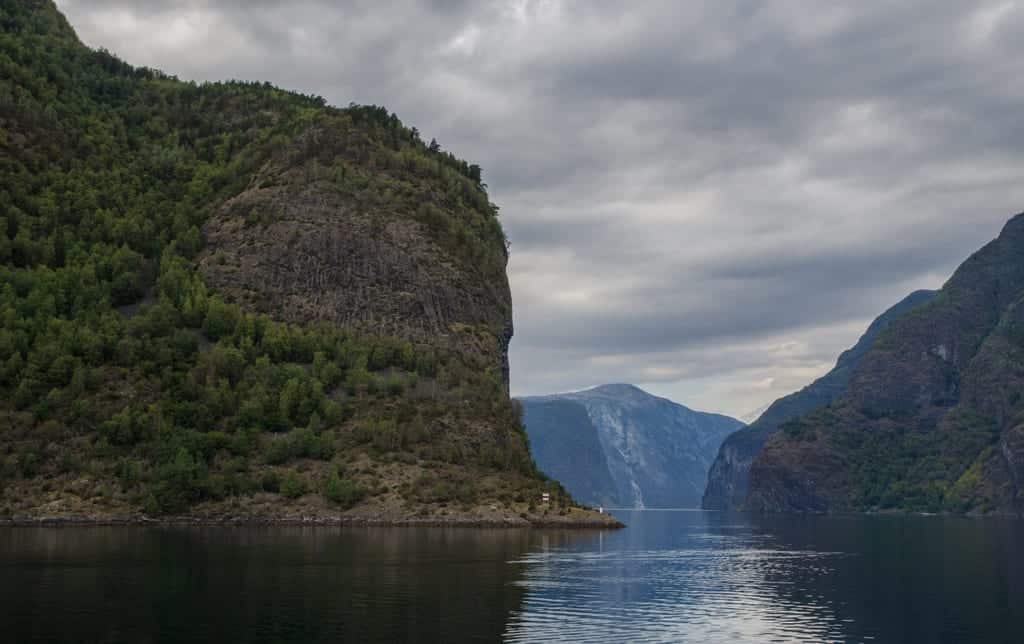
xmin=56 ymin=0 xmax=1024 ymax=416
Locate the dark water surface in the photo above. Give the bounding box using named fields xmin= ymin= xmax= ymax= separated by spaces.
xmin=1 ymin=511 xmax=1021 ymax=643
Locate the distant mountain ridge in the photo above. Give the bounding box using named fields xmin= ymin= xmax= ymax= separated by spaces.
xmin=702 ymin=289 xmax=939 ymax=510
xmin=739 ymin=402 xmax=773 ymax=425
xmin=521 ymin=385 xmax=743 ymax=508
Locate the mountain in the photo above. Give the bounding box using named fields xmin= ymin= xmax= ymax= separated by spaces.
xmin=520 ymin=384 xmax=743 ymax=508
xmin=739 ymin=402 xmax=773 ymax=425
xmin=518 ymin=399 xmax=619 ymax=507
xmin=702 ymin=290 xmax=938 ymax=510
xmin=747 ymin=213 xmax=1024 ymax=515
xmin=0 ymin=1 xmax=615 ymax=526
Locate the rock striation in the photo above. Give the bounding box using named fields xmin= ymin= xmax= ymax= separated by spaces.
xmin=522 ymin=385 xmax=742 ymax=508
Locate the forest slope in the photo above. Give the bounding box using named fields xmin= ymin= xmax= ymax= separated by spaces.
xmin=747 ymin=213 xmax=1024 ymax=515
xmin=0 ymin=1 xmax=615 ymax=527
xmin=702 ymin=290 xmax=937 ymax=510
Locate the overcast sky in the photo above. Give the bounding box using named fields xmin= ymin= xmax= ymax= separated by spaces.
xmin=58 ymin=0 xmax=1024 ymax=419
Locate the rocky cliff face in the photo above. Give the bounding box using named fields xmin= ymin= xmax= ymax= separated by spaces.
xmin=747 ymin=213 xmax=1024 ymax=515
xmin=521 ymin=385 xmax=742 ymax=508
xmin=198 ymin=124 xmax=514 ymax=390
xmin=702 ymin=290 xmax=937 ymax=510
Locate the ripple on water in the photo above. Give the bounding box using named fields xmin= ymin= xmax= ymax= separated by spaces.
xmin=503 ymin=544 xmax=859 ymax=643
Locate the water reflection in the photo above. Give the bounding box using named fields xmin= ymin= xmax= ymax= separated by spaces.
xmin=0 ymin=526 xmax=591 ymax=643
xmin=2 ymin=513 xmax=1022 ymax=643
xmin=506 ymin=511 xmax=852 ymax=642
xmin=505 ymin=510 xmax=1024 ymax=644
xmin=747 ymin=513 xmax=1024 ymax=644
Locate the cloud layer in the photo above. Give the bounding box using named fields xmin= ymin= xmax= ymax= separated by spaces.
xmin=59 ymin=0 xmax=1024 ymax=417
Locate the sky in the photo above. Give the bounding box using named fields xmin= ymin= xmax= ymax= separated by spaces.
xmin=57 ymin=0 xmax=1024 ymax=419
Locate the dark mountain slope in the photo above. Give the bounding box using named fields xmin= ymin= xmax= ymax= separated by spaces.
xmin=747 ymin=213 xmax=1024 ymax=515
xmin=520 ymin=399 xmax=619 ymax=507
xmin=0 ymin=1 xmax=614 ymax=526
xmin=702 ymin=290 xmax=938 ymax=510
xmin=522 ymin=385 xmax=743 ymax=508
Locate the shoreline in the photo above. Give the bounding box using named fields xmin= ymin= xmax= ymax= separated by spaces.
xmin=0 ymin=515 xmax=626 ymax=529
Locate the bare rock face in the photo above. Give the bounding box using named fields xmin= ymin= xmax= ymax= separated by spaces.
xmin=701 ymin=430 xmax=763 ymax=510
xmin=198 ymin=128 xmax=513 ymax=389
xmin=747 ymin=213 xmax=1024 ymax=515
xmin=522 ymin=384 xmax=743 ymax=508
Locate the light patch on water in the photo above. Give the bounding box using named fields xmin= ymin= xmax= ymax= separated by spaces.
xmin=504 ymin=542 xmax=855 ymax=643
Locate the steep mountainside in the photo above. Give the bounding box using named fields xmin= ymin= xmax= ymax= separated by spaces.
xmin=748 ymin=213 xmax=1024 ymax=515
xmin=702 ymin=290 xmax=937 ymax=510
xmin=0 ymin=1 xmax=614 ymax=526
xmin=521 ymin=385 xmax=743 ymax=508
xmin=519 ymin=399 xmax=619 ymax=507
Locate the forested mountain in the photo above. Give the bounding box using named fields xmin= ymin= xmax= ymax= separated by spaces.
xmin=702 ymin=290 xmax=938 ymax=510
xmin=521 ymin=385 xmax=742 ymax=508
xmin=748 ymin=213 xmax=1024 ymax=515
xmin=0 ymin=0 xmax=614 ymax=525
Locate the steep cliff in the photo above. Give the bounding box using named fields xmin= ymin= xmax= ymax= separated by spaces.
xmin=702 ymin=290 xmax=937 ymax=510
xmin=521 ymin=385 xmax=742 ymax=508
xmin=520 ymin=399 xmax=619 ymax=507
xmin=0 ymin=1 xmax=614 ymax=526
xmin=747 ymin=213 xmax=1024 ymax=515
xmin=198 ymin=121 xmax=514 ymax=389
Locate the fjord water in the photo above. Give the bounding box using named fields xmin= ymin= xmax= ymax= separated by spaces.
xmin=1 ymin=512 xmax=1021 ymax=643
